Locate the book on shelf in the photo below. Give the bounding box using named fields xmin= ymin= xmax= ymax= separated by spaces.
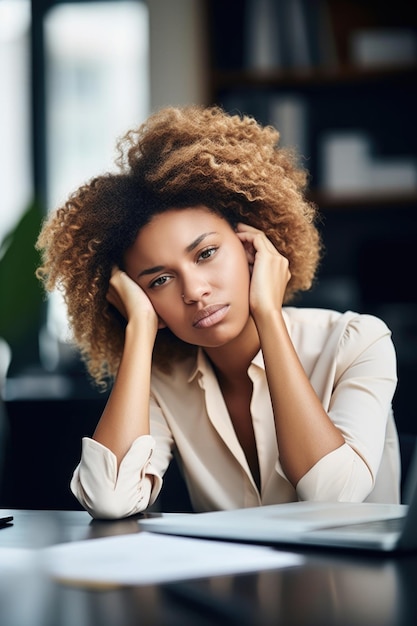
xmin=269 ymin=94 xmax=308 ymax=162
xmin=350 ymin=29 xmax=417 ymax=68
xmin=319 ymin=131 xmax=417 ymax=196
xmin=244 ymin=0 xmax=283 ymax=70
xmin=243 ymin=0 xmax=338 ymax=71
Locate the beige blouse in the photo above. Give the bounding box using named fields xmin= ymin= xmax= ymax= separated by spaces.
xmin=71 ymin=308 xmax=401 ymax=519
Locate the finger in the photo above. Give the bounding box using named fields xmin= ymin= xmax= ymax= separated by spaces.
xmin=236 ymin=227 xmax=283 ymax=258
xmin=235 ymin=230 xmax=268 ymax=256
xmin=235 ymin=224 xmax=267 ymax=247
xmin=109 ymin=267 xmax=131 ymax=292
xmin=235 ymin=232 xmax=256 ymax=264
xmin=110 ymin=264 xmax=121 ymax=277
xmin=236 ymin=222 xmax=262 ymax=234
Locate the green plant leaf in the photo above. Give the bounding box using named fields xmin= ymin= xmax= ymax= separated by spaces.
xmin=0 ymin=200 xmax=44 ymax=348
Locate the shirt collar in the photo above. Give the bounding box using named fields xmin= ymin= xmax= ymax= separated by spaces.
xmin=187 ymin=346 xmax=266 ymax=383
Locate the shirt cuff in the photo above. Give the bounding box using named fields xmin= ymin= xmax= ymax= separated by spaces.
xmin=71 ymin=435 xmax=161 ymax=519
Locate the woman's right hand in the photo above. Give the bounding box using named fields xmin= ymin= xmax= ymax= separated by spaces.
xmin=106 ymin=266 xmax=159 ymax=333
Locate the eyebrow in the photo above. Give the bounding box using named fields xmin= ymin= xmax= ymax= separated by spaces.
xmin=137 ymin=231 xmax=218 ymax=278
xmin=185 ymin=231 xmax=217 ymax=253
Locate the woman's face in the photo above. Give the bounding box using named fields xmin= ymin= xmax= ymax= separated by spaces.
xmin=124 ymin=205 xmax=251 ymax=348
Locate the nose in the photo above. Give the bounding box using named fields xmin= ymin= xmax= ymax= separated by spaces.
xmin=181 ymin=272 xmax=211 ymax=304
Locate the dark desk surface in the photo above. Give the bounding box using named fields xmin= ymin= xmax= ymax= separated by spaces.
xmin=1 ymin=509 xmax=417 ymax=626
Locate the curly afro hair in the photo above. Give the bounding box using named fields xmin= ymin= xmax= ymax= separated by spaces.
xmin=36 ymin=104 xmax=322 ymax=388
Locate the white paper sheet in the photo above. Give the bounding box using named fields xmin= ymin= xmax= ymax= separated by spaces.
xmin=40 ymin=531 xmax=303 ymax=586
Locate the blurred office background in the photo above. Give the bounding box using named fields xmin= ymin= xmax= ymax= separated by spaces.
xmin=0 ymin=0 xmax=416 ymax=509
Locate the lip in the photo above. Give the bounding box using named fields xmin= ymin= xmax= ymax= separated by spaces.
xmin=192 ymin=304 xmax=229 ymax=329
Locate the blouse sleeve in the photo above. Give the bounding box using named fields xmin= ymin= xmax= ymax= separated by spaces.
xmin=296 ymin=443 xmax=373 ymax=501
xmin=70 ymin=435 xmax=164 ymax=519
xmin=294 ymin=313 xmax=398 ymax=502
xmin=70 ymin=387 xmax=179 ymax=519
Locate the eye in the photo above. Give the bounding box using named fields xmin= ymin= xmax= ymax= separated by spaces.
xmin=198 ymin=246 xmax=218 ymax=262
xmin=149 ymin=274 xmax=171 ymax=289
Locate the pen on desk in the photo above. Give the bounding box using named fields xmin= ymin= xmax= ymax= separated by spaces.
xmin=0 ymin=516 xmax=13 ymax=528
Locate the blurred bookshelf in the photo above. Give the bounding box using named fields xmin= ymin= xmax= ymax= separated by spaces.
xmin=206 ymin=0 xmax=417 ymax=204
xmin=205 ymin=0 xmax=417 ymax=444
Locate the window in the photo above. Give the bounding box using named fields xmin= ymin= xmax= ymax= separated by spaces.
xmin=0 ymin=0 xmax=32 ymax=247
xmin=42 ymin=1 xmax=149 ymax=365
xmin=44 ymin=1 xmax=149 ymax=211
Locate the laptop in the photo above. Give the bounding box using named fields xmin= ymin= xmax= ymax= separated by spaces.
xmin=140 ymin=450 xmax=417 ymax=552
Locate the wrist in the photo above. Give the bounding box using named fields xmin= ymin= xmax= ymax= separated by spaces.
xmin=126 ymin=315 xmax=158 ymax=343
xmin=254 ymin=307 xmax=287 ymax=339
xmin=253 ymin=305 xmax=284 ymax=325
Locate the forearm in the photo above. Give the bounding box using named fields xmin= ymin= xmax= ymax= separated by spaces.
xmin=257 ymin=310 xmax=345 ymax=486
xmin=93 ymin=319 xmax=155 ymax=465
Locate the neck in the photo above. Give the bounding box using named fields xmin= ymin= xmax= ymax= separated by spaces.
xmin=204 ymin=317 xmax=260 ymax=383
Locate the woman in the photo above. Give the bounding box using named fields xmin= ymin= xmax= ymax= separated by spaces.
xmin=36 ymin=105 xmax=400 ymax=519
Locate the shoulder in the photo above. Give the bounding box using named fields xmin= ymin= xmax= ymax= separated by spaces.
xmin=283 ymin=308 xmax=396 ymax=394
xmin=284 ymin=306 xmax=390 ymax=338
xmin=283 ymin=307 xmax=393 ymax=363
xmin=283 ymin=306 xmax=346 ymax=329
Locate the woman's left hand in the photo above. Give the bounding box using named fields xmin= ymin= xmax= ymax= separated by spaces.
xmin=235 ymin=223 xmax=290 ymax=317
